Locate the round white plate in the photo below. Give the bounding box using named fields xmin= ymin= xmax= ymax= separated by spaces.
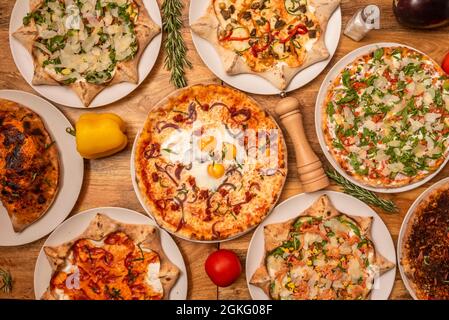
xmin=397 ymin=176 xmax=449 ymax=300
xmin=0 ymin=90 xmax=84 ymax=246
xmin=9 ymin=0 xmax=162 ymax=108
xmin=246 ymin=191 xmax=396 ymax=300
xmin=315 ymin=42 xmax=449 ymax=194
xmin=34 ymin=207 xmax=188 ymax=300
xmin=189 ymin=0 xmax=341 ymax=95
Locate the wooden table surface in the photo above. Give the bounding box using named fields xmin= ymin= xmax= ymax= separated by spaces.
xmin=1 ymin=0 xmax=449 ymax=300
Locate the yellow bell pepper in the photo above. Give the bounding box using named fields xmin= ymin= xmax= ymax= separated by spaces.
xmin=75 ymin=113 xmax=128 ymax=159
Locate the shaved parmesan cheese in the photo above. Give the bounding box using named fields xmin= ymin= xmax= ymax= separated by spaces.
xmin=425 ymin=113 xmax=441 ymax=123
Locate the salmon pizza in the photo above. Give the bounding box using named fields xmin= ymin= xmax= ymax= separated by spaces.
xmin=191 ymin=0 xmax=340 ymax=90
xmin=13 ymin=0 xmax=160 ymax=106
xmin=322 ymin=46 xmax=449 ymax=188
xmin=135 ymin=84 xmax=287 ymax=241
xmin=42 ymin=214 xmax=180 ymax=300
xmin=250 ymin=195 xmax=395 ymax=300
xmin=0 ymin=99 xmax=59 ymax=232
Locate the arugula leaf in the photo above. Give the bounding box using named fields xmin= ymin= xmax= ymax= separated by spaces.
xmin=373 ymin=48 xmax=384 ymax=61
xmin=337 ymin=89 xmax=358 ymax=104
xmin=342 ymin=70 xmax=351 ymax=88
xmin=326 ymin=101 xmax=335 ymax=116
xmin=403 ymin=63 xmax=420 ymax=76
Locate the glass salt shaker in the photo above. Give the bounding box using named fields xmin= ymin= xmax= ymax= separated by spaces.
xmin=344 ymin=5 xmax=381 ymax=42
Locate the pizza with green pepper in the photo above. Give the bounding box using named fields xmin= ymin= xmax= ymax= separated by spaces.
xmin=13 ymin=0 xmax=160 ymax=106
xmin=322 ymin=46 xmax=449 ymax=188
xmin=191 ymin=0 xmax=340 ymax=90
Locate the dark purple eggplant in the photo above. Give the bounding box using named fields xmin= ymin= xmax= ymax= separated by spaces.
xmin=393 ymin=0 xmax=449 ymax=29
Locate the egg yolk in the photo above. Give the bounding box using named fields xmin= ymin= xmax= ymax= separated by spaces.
xmin=199 ymin=136 xmax=216 ymax=152
xmin=207 ymin=163 xmax=225 ymax=179
xmin=223 ymin=143 xmax=237 ymax=160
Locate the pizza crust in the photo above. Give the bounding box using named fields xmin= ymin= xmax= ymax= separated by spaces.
xmin=191 ymin=0 xmax=340 ymax=90
xmin=13 ymin=0 xmax=161 ymax=107
xmin=250 ymin=194 xmax=395 ymax=299
xmin=42 ymin=213 xmax=180 ymax=300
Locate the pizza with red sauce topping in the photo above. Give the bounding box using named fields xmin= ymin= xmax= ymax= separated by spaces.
xmin=42 ymin=214 xmax=179 ymax=300
xmin=191 ymin=0 xmax=340 ymax=90
xmin=134 ymin=84 xmax=287 ymax=241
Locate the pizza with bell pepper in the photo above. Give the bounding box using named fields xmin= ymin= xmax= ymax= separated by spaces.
xmin=13 ymin=0 xmax=160 ymax=106
xmin=135 ymin=84 xmax=287 ymax=241
xmin=250 ymin=195 xmax=395 ymax=300
xmin=322 ymin=46 xmax=449 ymax=188
xmin=191 ymin=0 xmax=340 ymax=90
xmin=42 ymin=214 xmax=179 ymax=300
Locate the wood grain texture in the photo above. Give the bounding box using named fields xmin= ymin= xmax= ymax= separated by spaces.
xmin=1 ymin=0 xmax=449 ymax=300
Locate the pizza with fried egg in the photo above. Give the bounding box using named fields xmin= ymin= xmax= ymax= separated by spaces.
xmin=322 ymin=46 xmax=449 ymax=188
xmin=191 ymin=0 xmax=340 ymax=90
xmin=0 ymin=98 xmax=60 ymax=232
xmin=13 ymin=0 xmax=160 ymax=107
xmin=134 ymin=84 xmax=287 ymax=241
xmin=42 ymin=213 xmax=179 ymax=300
xmin=250 ymin=194 xmax=395 ymax=300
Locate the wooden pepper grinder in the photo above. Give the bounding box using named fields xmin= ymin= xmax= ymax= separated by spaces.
xmin=275 ymin=96 xmax=329 ymax=192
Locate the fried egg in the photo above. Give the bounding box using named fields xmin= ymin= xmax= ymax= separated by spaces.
xmin=160 ymin=121 xmax=244 ymax=191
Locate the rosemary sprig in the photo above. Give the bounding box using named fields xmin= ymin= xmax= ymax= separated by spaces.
xmin=326 ymin=170 xmax=398 ymax=213
xmin=0 ymin=268 xmax=12 ymax=294
xmin=161 ymin=0 xmax=192 ymax=88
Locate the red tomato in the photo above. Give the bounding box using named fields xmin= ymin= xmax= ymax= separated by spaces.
xmin=205 ymin=249 xmax=242 ymax=287
xmin=442 ymin=52 xmax=449 ymax=74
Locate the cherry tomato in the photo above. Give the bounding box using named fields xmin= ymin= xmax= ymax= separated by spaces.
xmin=442 ymin=51 xmax=449 ymax=74
xmin=205 ymin=249 xmax=242 ymax=287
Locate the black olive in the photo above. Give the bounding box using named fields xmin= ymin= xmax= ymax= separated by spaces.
xmin=229 ymin=5 xmax=235 ymax=14
xmin=242 ymin=11 xmax=252 ymax=20
xmin=306 ymin=20 xmax=314 ymax=28
xmin=256 ymin=19 xmax=265 ymax=26
xmin=250 ymin=28 xmax=257 ymax=37
xmin=221 ymin=9 xmax=231 ymax=20
xmin=299 ymin=5 xmax=307 ymax=13
xmin=308 ymin=29 xmax=317 ymax=38
xmin=275 ymin=19 xmax=286 ymax=29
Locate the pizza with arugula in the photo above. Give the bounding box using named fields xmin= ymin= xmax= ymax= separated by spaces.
xmin=322 ymin=46 xmax=449 ymax=188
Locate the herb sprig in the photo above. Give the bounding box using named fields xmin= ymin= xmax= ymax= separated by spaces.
xmin=0 ymin=268 xmax=12 ymax=294
xmin=327 ymin=170 xmax=398 ymax=213
xmin=161 ymin=0 xmax=192 ymax=88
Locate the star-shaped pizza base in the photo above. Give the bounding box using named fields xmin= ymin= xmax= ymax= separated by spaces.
xmin=13 ymin=0 xmax=160 ymax=107
xmin=250 ymin=194 xmax=395 ymax=300
xmin=191 ymin=0 xmax=340 ymax=90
